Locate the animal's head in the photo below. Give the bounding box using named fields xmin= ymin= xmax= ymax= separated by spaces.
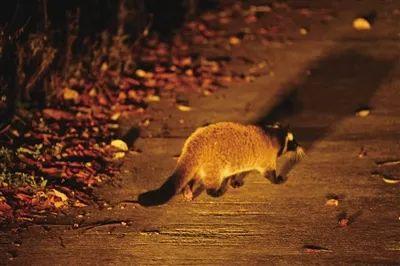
xmin=264 ymin=122 xmax=305 ymax=160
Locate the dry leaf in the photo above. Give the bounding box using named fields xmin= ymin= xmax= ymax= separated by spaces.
xmin=73 ymin=200 xmax=87 ymax=208
xmin=89 ymin=88 xmax=97 ymax=97
xmin=141 ymin=119 xmax=150 ymax=127
xmin=50 ymin=189 xmax=68 ymax=202
xmin=53 ymin=201 xmax=65 ymax=208
xmin=177 ymin=104 xmax=192 ymax=112
xmin=0 ymin=201 xmax=12 ymax=213
xmin=203 ymin=89 xmax=212 ymax=96
xmin=382 ymin=176 xmax=400 ymax=184
xmin=100 ymin=62 xmax=108 ymax=72
xmin=111 ymin=112 xmax=121 ymax=121
xmin=229 ymin=36 xmax=241 ymax=45
xmin=302 ymin=245 xmax=331 ymax=254
xmin=63 ymin=88 xmax=79 ymax=101
xmin=376 ymin=160 xmax=400 ymax=167
xmin=146 ymin=95 xmax=160 ymax=102
xmin=353 ymin=18 xmax=371 ymax=30
xmin=113 ymin=152 xmax=126 ymax=159
xmin=43 ymin=108 xmax=74 ymax=120
xmin=245 ymin=15 xmax=257 ymax=24
xmin=185 ymin=69 xmax=194 ymax=76
xmin=111 ymin=139 xmax=128 ymax=151
xmin=325 ymin=199 xmax=339 ymax=207
xmin=299 ymin=27 xmax=308 ymax=35
xmin=128 ymin=90 xmax=138 ymax=100
xmin=358 ymin=147 xmax=367 ymax=158
xmin=356 ymin=109 xmax=370 ymax=117
xmin=219 ymin=17 xmax=231 ymax=24
xmin=338 ymin=218 xmax=349 ymax=227
xmin=135 ymin=69 xmax=147 ymax=78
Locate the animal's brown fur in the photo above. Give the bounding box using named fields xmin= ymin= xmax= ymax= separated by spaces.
xmin=138 ymin=122 xmax=301 ymax=206
xmin=177 ymin=122 xmax=280 ymax=189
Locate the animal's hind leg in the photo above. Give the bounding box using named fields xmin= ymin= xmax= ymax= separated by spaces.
xmin=183 ymin=178 xmax=205 ymax=201
xmin=230 ymin=172 xmax=247 ymax=188
xmin=182 ymin=179 xmax=195 ymax=201
xmin=192 ymin=181 xmax=205 ymax=199
xmin=207 ymin=178 xmax=230 ymax=197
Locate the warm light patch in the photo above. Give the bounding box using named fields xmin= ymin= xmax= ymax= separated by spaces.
xmin=287 ymin=132 xmax=294 ymax=141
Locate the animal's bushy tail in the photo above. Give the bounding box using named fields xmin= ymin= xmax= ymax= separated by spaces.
xmin=137 ymin=167 xmax=193 ymax=207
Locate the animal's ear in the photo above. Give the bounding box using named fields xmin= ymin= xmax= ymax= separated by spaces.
xmin=266 ymin=122 xmax=281 ymax=129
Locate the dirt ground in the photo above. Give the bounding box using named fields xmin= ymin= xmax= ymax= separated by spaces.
xmin=1 ymin=1 xmax=400 ymax=265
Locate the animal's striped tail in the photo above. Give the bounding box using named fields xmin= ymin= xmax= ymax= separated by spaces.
xmin=137 ymin=166 xmax=194 ymax=207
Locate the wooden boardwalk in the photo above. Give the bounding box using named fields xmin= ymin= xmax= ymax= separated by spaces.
xmin=1 ymin=1 xmax=400 ymax=265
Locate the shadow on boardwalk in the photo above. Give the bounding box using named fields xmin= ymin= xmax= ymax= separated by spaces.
xmin=258 ymin=49 xmax=396 ymax=147
xmin=257 ymin=49 xmax=396 ymax=176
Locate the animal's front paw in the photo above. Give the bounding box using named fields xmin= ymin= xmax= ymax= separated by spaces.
xmin=230 ymin=179 xmax=244 ymax=188
xmin=206 ymin=189 xmax=222 ymax=197
xmin=273 ymin=175 xmax=287 ymax=184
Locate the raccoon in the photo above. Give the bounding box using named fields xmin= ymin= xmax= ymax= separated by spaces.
xmin=138 ymin=122 xmax=304 ymax=206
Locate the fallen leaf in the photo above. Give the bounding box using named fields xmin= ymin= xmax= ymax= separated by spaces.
xmin=353 ymin=18 xmax=371 ymax=30
xmin=177 ymin=104 xmax=192 ymax=112
xmin=338 ymin=218 xmax=349 ymax=227
xmin=128 ymin=90 xmax=138 ymax=100
xmin=382 ymin=176 xmax=400 ymax=184
xmin=15 ymin=193 xmax=32 ymax=203
xmin=298 ymin=8 xmax=312 ymax=17
xmin=63 ymin=88 xmax=79 ymax=101
xmin=249 ymin=5 xmax=272 ymax=13
xmin=358 ymin=147 xmax=367 ymax=158
xmin=54 ymin=201 xmax=65 ymax=208
xmin=50 ymin=189 xmax=68 ymax=202
xmin=135 ymin=69 xmax=147 ymax=78
xmin=203 ymin=89 xmax=212 ymax=96
xmin=141 ymin=119 xmax=150 ymax=127
xmin=185 ymin=69 xmax=194 ymax=76
xmin=371 ymin=172 xmax=400 ymax=184
xmin=146 ymin=95 xmax=160 ymax=102
xmin=0 ymin=201 xmax=12 ymax=212
xmin=356 ymin=108 xmax=370 ymax=117
xmin=111 ymin=140 xmax=128 ymax=151
xmin=375 ymin=159 xmax=400 ymax=167
xmin=73 ymin=200 xmax=88 ymax=208
xmin=89 ymin=88 xmax=97 ymax=97
xmin=111 ymin=112 xmax=121 ymax=121
xmin=219 ymin=17 xmax=231 ymax=24
xmin=299 ymin=27 xmax=308 ymax=35
xmin=43 ymin=109 xmax=74 ymax=120
xmin=229 ymin=36 xmax=241 ymax=45
xmin=118 ymin=91 xmax=127 ymax=102
xmin=245 ymin=15 xmax=257 ymax=24
xmin=100 ymin=62 xmax=108 ymax=72
xmin=325 ymin=199 xmax=339 ymax=207
xmin=302 ymin=245 xmax=331 ymax=253
xmin=113 ymin=152 xmax=126 ymax=160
